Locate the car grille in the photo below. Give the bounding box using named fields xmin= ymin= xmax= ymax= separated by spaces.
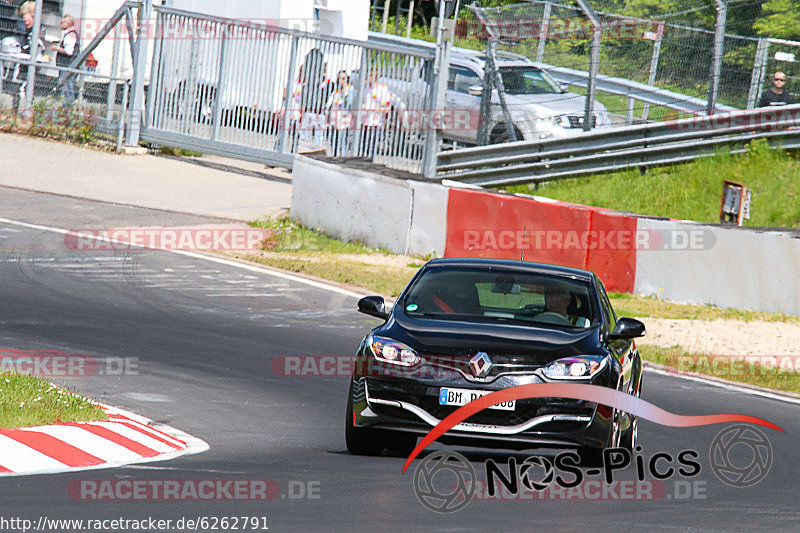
xmin=423 ymin=353 xmax=541 ymax=379
xmin=567 ymin=115 xmax=597 ymax=129
xmin=367 ymin=381 xmax=593 ymax=430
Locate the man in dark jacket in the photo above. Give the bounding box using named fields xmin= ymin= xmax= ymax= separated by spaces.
xmin=758 ymin=71 xmax=793 ymax=107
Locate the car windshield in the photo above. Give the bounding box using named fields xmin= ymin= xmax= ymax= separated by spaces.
xmin=499 ymin=67 xmax=563 ymax=95
xmin=403 ymin=267 xmax=596 ymax=329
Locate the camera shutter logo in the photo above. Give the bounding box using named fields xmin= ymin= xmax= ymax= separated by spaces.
xmin=710 ymin=425 xmax=772 ymax=488
xmin=413 ymin=451 xmax=476 ymax=513
xmin=519 ymin=455 xmax=555 ymax=491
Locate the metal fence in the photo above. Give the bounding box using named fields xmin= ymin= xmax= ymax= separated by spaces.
xmin=458 ymin=1 xmax=800 ymax=125
xmin=141 ymin=4 xmax=441 ymax=174
xmin=0 ymin=54 xmax=130 ymax=149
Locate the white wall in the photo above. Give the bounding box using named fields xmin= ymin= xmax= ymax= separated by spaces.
xmin=634 ymin=218 xmax=800 ymax=315
xmin=291 ymin=155 xmax=447 ymax=257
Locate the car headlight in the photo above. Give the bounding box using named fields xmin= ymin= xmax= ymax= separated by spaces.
xmin=542 ymin=355 xmax=608 ymax=380
xmin=368 ymin=335 xmax=421 ymax=367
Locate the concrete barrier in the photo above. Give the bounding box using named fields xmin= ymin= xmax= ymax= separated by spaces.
xmin=635 ymin=218 xmax=800 ymax=315
xmin=291 ymin=155 xmax=447 ymax=256
xmin=292 ymin=154 xmax=800 ymax=316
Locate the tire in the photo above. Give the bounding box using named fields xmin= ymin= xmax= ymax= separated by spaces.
xmin=490 ymin=125 xmax=521 ymax=144
xmin=344 ymin=382 xmax=385 ymax=456
xmin=619 ymin=415 xmax=638 ymax=453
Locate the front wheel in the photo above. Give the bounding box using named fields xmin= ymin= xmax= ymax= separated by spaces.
xmin=344 ymin=382 xmax=385 ymax=456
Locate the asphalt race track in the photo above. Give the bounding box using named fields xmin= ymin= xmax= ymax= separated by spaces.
xmin=0 ymin=188 xmax=798 ymax=532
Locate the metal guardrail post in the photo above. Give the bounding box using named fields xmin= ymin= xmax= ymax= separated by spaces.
xmin=277 ymin=35 xmax=299 ymax=154
xmin=144 ymin=10 xmax=164 ymax=133
xmin=24 ymin=0 xmax=43 ymax=111
xmin=642 ymin=22 xmax=664 ymax=122
xmin=117 ymin=82 xmax=130 ymax=151
xmin=422 ymin=0 xmax=454 ymax=178
xmin=105 ymin=28 xmax=122 ymax=120
xmin=536 ymin=1 xmax=552 ymax=64
xmin=125 ymin=0 xmax=154 ymax=147
xmin=747 ymin=38 xmax=769 ymax=109
xmin=211 ymin=26 xmax=229 ymax=142
xmin=575 ymin=0 xmax=601 ymax=132
xmin=707 ymin=0 xmax=727 ymax=115
xmin=422 ymin=40 xmax=451 ymax=177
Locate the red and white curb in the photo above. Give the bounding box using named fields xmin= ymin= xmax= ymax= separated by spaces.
xmin=0 ymin=405 xmax=208 ymax=477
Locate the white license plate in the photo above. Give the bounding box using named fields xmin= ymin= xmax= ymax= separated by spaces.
xmin=438 ymin=388 xmax=516 ymax=411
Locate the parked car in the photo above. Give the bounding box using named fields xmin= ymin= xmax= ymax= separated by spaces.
xmin=345 ymin=258 xmax=644 ymax=463
xmin=443 ymin=49 xmax=612 ymax=144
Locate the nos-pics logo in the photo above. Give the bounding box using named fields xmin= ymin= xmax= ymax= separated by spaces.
xmin=412 ymin=425 xmax=773 ymax=513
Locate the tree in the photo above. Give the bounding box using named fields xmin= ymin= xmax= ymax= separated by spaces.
xmin=753 ymin=0 xmax=800 ymax=41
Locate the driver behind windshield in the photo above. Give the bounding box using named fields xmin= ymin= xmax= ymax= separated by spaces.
xmin=544 ymin=284 xmax=590 ymax=327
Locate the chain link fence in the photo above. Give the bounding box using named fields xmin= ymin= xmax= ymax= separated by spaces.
xmin=458 ymin=0 xmax=800 ymax=125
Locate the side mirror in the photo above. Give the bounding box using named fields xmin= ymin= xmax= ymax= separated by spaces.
xmin=608 ymin=317 xmax=646 ymax=340
xmin=559 ymin=83 xmax=570 ymax=93
xmin=358 ymin=296 xmax=389 ymax=320
xmin=467 ymin=84 xmax=483 ymax=97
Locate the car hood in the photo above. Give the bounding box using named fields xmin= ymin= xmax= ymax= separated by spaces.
xmin=500 ymin=92 xmax=609 ymax=116
xmin=378 ymin=313 xmax=605 ymax=365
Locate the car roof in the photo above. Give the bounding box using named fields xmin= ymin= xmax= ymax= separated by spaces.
xmin=450 ymin=48 xmax=536 ymax=70
xmin=422 ymin=258 xmax=596 ymax=282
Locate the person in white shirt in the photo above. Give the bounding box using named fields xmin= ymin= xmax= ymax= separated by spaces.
xmin=358 ymin=69 xmax=395 ymax=157
xmin=51 ymin=14 xmax=78 ymax=102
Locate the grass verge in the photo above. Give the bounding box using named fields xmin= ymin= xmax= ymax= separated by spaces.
xmin=503 ymin=139 xmax=800 ymax=229
xmin=0 ymin=374 xmax=107 ymax=429
xmin=640 ymin=346 xmax=800 ymax=395
xmin=244 ymin=216 xmax=798 ymax=322
xmin=609 ymin=292 xmax=800 ymax=324
xmin=230 ymin=252 xmax=419 ymax=298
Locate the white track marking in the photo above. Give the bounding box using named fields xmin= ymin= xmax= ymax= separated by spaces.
xmin=0 ymin=217 xmax=366 ymax=299
xmin=645 ymin=365 xmax=800 ymax=405
xmin=30 ymin=426 xmax=142 ymax=462
xmin=0 ymin=434 xmax=69 ymax=472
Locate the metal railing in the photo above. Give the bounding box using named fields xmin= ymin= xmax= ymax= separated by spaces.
xmin=140 ymin=4 xmax=442 ymax=173
xmin=437 ymin=104 xmax=800 ymax=187
xmin=0 ymin=54 xmax=131 ymax=150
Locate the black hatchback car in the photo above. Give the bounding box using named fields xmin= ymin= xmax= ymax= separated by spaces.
xmin=345 ymin=258 xmax=645 ymax=460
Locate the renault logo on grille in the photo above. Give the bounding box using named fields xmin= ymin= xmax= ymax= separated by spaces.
xmin=469 ymin=352 xmax=493 ymax=378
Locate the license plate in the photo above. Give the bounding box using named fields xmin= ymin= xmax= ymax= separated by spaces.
xmin=438 ymin=388 xmax=516 ymax=411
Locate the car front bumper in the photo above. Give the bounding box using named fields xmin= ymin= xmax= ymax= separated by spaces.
xmin=350 ymin=357 xmax=616 ymax=450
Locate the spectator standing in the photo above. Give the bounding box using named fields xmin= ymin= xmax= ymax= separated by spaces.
xmin=758 ymin=71 xmax=792 ymax=107
xmin=298 ymin=48 xmax=333 ymax=146
xmin=358 ymin=69 xmax=394 ymax=157
xmin=51 ymin=14 xmax=79 ymax=102
xmin=326 ymin=70 xmax=353 ymax=156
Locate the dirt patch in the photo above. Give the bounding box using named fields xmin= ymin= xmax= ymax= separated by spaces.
xmin=638 ymin=318 xmax=800 ymax=356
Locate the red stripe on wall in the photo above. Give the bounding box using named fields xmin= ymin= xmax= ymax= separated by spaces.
xmin=444 ymin=188 xmax=636 ymax=292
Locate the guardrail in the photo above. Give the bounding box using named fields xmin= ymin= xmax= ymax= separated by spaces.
xmin=540 ymin=64 xmax=739 ymax=117
xmin=437 ymin=104 xmax=800 ymax=187
xmin=369 ymin=35 xmax=740 ymax=119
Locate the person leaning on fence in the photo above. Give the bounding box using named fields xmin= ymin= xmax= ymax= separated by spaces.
xmin=298 ymin=49 xmax=333 ymax=147
xmin=758 ymin=71 xmax=793 ymax=107
xmin=51 ymin=14 xmax=79 ymax=102
xmin=326 ymin=70 xmax=353 ymax=157
xmin=358 ymin=69 xmax=395 ymax=157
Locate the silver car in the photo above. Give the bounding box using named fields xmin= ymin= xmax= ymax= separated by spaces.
xmin=444 ymin=49 xmax=611 ymax=145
